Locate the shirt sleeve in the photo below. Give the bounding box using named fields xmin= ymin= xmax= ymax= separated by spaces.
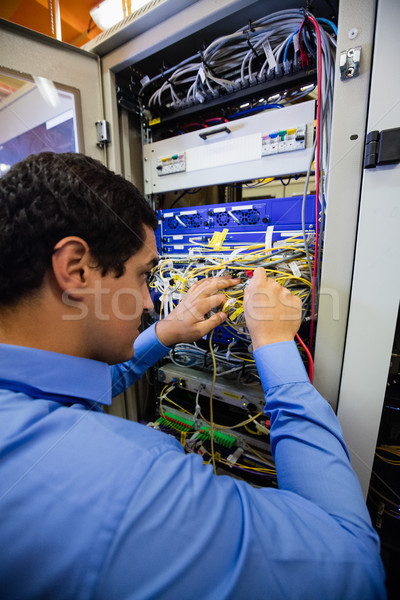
xmin=110 ymin=322 xmax=170 ymax=397
xmin=253 ymin=341 xmax=380 ymax=542
xmin=95 ymin=341 xmax=387 ymax=600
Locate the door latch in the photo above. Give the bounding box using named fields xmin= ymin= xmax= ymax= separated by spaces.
xmin=95 ymin=120 xmax=111 ymax=148
xmin=339 ymin=46 xmax=361 ymax=80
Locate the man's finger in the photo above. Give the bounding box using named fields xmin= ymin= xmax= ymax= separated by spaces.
xmin=197 ymin=311 xmax=227 ymax=337
xmin=252 ymin=267 xmax=266 ymax=282
xmin=197 ymin=292 xmax=227 ymax=314
xmin=189 ymin=276 xmax=240 ymax=296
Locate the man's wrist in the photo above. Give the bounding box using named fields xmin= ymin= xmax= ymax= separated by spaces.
xmin=254 ymin=340 xmax=309 ymax=391
xmin=251 ymin=334 xmax=295 ymax=350
xmin=155 ymin=319 xmax=178 ymax=347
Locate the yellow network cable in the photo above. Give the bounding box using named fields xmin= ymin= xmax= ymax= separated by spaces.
xmin=241 ymin=442 xmax=275 ymax=467
xmin=217 ymin=456 xmax=276 ymax=475
xmin=159 ymin=285 xmax=169 ymax=320
xmin=209 ymin=330 xmax=217 ymax=475
xmin=159 ymin=384 xmax=172 ymax=419
xmin=229 ymin=353 xmax=255 ymax=363
xmin=375 ymin=445 xmax=400 ymax=465
xmin=162 ymin=394 xmax=193 ymax=416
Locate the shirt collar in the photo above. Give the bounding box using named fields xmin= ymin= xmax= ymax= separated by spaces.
xmin=0 ymin=344 xmax=112 ymax=406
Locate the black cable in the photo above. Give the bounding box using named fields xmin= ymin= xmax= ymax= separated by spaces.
xmin=169 ymin=191 xmax=189 ymax=209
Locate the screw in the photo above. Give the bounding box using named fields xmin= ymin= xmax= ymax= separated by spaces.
xmin=348 ymin=28 xmax=359 ymax=40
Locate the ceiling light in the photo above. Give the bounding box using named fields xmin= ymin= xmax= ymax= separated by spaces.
xmin=90 ymin=0 xmax=152 ymax=31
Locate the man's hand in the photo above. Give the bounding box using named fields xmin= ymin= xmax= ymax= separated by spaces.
xmin=243 ymin=267 xmax=302 ymax=349
xmin=155 ymin=276 xmax=241 ymax=347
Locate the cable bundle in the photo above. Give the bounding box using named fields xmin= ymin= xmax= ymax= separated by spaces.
xmin=149 ymin=233 xmax=314 ymax=378
xmin=139 ymin=9 xmax=336 ymax=113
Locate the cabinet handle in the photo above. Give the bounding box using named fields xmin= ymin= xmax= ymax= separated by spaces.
xmin=199 ymin=126 xmax=231 ymax=140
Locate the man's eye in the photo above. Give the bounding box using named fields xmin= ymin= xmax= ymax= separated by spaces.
xmin=143 ymin=271 xmax=151 ymax=280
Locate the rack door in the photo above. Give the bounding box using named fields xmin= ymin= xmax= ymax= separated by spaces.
xmin=0 ymin=19 xmax=107 ymax=170
xmin=337 ymin=0 xmax=400 ymax=496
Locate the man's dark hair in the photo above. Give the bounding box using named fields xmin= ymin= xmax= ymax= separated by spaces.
xmin=0 ymin=152 xmax=158 ymax=306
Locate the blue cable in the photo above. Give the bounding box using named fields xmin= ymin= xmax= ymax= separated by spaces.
xmin=228 ymin=104 xmax=282 ymax=120
xmin=316 ymin=18 xmax=338 ymax=35
xmin=283 ymin=28 xmax=299 ymax=63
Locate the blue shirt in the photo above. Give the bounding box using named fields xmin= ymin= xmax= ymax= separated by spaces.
xmin=0 ymin=324 xmax=386 ymax=600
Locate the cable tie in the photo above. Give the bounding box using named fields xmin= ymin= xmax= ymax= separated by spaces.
xmin=247 ymin=18 xmax=255 ymax=33
xmin=200 ymin=51 xmax=217 ymax=77
xmin=245 ymin=28 xmax=262 ymax=67
xmin=159 ymin=67 xmax=174 ymax=86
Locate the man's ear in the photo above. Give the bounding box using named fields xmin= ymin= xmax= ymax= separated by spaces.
xmin=51 ymin=237 xmax=93 ymax=298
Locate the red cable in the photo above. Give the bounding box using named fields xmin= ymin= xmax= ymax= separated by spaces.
xmin=296 ymin=333 xmax=314 ymax=382
xmin=298 ymin=20 xmax=310 ymax=67
xmin=305 ymin=13 xmax=322 ymax=356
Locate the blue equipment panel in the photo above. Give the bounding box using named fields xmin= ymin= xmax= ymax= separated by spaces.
xmin=154 ymin=196 xmax=316 ymax=345
xmin=156 ymin=196 xmax=316 ymax=255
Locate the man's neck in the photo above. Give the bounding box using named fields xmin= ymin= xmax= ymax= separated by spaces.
xmin=0 ymin=292 xmax=87 ymax=357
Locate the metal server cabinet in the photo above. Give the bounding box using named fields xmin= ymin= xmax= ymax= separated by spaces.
xmin=1 ymin=0 xmax=398 ymax=498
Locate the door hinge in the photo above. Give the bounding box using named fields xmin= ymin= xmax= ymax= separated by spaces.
xmin=95 ymin=120 xmax=111 ymax=148
xmin=364 ymin=128 xmax=400 ymax=169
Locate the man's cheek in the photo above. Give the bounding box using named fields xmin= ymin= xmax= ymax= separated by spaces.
xmin=111 ymin=288 xmax=142 ymax=321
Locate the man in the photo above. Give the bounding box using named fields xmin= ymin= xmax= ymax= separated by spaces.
xmin=0 ymin=152 xmax=386 ymax=599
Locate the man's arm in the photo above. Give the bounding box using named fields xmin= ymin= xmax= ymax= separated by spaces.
xmin=245 ymin=268 xmax=383 ymax=543
xmin=110 ymin=276 xmax=240 ymax=397
xmin=96 ymin=268 xmax=386 ymax=599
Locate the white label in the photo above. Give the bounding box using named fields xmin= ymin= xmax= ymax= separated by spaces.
xmin=173 ymin=245 xmax=184 ymax=250
xmin=140 ymin=75 xmax=150 ymax=86
xmin=265 ymin=225 xmax=274 ymax=255
xmin=293 ymin=33 xmax=300 ymax=53
xmin=280 ymin=231 xmax=302 ymax=237
xmin=199 ymin=66 xmax=206 ymax=83
xmin=186 ymin=134 xmax=262 ymax=172
xmin=235 ymin=204 xmax=253 ymax=210
xmin=164 ymin=212 xmax=173 ymax=218
xmin=290 ymin=262 xmax=301 ymax=277
xmin=172 ymin=235 xmax=183 ymax=240
xmin=263 ymin=39 xmax=277 ymax=69
xmin=180 ymin=210 xmax=196 ymax=215
xmin=214 ymin=207 xmax=226 ymax=213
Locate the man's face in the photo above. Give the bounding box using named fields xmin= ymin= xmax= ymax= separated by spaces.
xmin=84 ymin=225 xmax=158 ymax=364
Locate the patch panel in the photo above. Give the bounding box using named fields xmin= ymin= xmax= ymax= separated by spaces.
xmin=261 ymin=125 xmax=306 ymax=156
xmin=143 ymin=101 xmax=315 ymax=193
xmin=156 ymin=196 xmax=316 ymax=256
xmin=156 ymin=153 xmax=186 ymax=176
xmin=158 ymin=363 xmax=265 ymax=412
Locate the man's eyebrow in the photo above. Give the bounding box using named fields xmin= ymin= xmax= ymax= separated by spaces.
xmin=144 ymin=257 xmax=159 ymax=269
